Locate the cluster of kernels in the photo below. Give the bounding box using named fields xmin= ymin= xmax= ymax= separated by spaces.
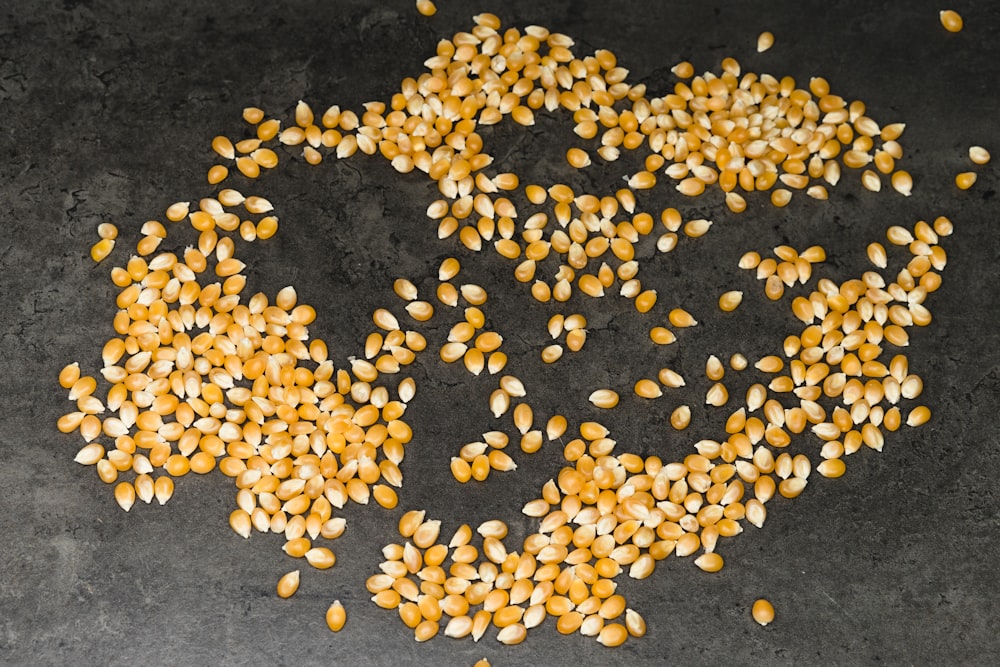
xmin=661 ymin=67 xmax=911 ymax=203
xmin=451 ymin=396 xmax=563 ymax=484
xmin=544 ymin=313 xmax=588 ymax=363
xmin=452 ymin=432 xmax=511 ymax=483
xmin=61 ymin=192 xmax=423 ymax=585
xmin=392 ymin=262 xmax=551 ymax=483
xmin=198 ymin=14 xmax=918 ymax=397
xmin=739 ymin=244 xmax=826 ymax=301
xmin=534 ymin=422 xmax=747 ymax=580
xmin=432 ymin=257 xmax=504 ymax=366
xmin=376 ymin=17 xmax=744 ymax=328
xmin=439 ymin=303 xmax=504 ymax=376
xmin=532 ymin=222 xmax=943 ymax=555
xmin=63 ymin=10 xmax=960 ymax=644
xmin=394 ymin=254 xmax=548 ymax=484
xmin=369 ymin=512 xmax=645 ymax=647
xmin=956 ymin=145 xmax=990 ymax=190
xmin=735 ymin=218 xmax=948 ymax=481
xmin=475 ymin=40 xmax=916 ymax=208
xmin=595 ymin=307 xmax=696 ymax=405
xmin=660 ymin=368 xmax=690 ymax=428
xmin=90 ymin=223 xmax=119 ymax=263
xmin=208 ymin=101 xmax=363 ymax=183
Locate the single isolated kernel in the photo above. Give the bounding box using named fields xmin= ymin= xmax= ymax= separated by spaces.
xmin=939 ymin=9 xmax=963 ymax=32
xmin=752 ymin=598 xmax=775 ymax=626
xmin=718 ymin=290 xmax=743 ymax=312
xmin=757 ymin=31 xmax=774 ymax=52
xmin=955 ymin=171 xmax=977 ymax=190
xmin=96 ymin=222 xmax=118 ymax=240
xmin=277 ymin=570 xmax=300 ymax=598
xmin=326 ymin=600 xmax=347 ymax=632
xmin=968 ymin=146 xmax=991 ymax=165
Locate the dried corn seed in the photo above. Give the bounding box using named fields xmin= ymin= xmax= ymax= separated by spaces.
xmin=730 ymin=353 xmax=748 ymax=371
xmin=907 ymin=405 xmax=931 ymax=427
xmin=211 ymin=135 xmax=235 ymax=160
xmin=719 ymin=291 xmax=743 ymax=312
xmin=399 ymin=510 xmax=426 ymax=538
xmin=413 ymin=520 xmax=441 ymax=549
xmin=739 ymin=251 xmax=761 ymax=270
xmin=305 ymin=547 xmax=336 ymax=570
xmin=706 ymin=383 xmax=729 ymax=407
xmin=955 ymin=171 xmax=977 ymax=190
xmin=658 ymin=368 xmax=685 ymax=388
xmin=567 ymin=147 xmax=591 ymax=169
xmin=891 ymin=170 xmax=913 ymax=196
xmin=817 ymin=459 xmax=846 ymax=478
xmin=451 ymin=457 xmax=472 ymax=483
xmin=634 ymin=379 xmax=662 ymax=399
xmin=113 ymin=481 xmax=136 ymax=511
xmin=132 ymin=473 xmax=157 ymax=505
xmin=867 ymin=242 xmax=888 ymax=268
xmin=695 ymin=553 xmax=724 ymax=573
xmin=74 ymin=442 xmax=105 ymax=465
xmin=596 ymin=622 xmax=628 ymax=647
xmin=771 ymin=188 xmax=793 ymax=207
xmin=757 ymin=31 xmax=774 ymax=52
xmin=541 ymin=344 xmax=564 ymax=364
xmin=496 ymin=623 xmax=527 ymax=645
xmin=939 ymin=9 xmax=963 ymax=32
xmin=90 ymin=238 xmax=115 ymax=263
xmin=276 ymin=570 xmax=300 ymax=598
xmin=589 ymin=389 xmax=620 ymax=409
xmin=635 ymin=289 xmax=657 ymax=313
xmin=650 ymin=327 xmax=676 ymax=345
xmin=706 ymin=355 xmax=725 ymax=381
xmin=969 ymin=146 xmax=991 ymax=165
xmin=684 ymin=218 xmax=712 ymax=238
xmin=325 ymin=600 xmax=346 ymax=632
xmin=229 ymin=509 xmax=252 ymax=539
xmin=670 ymin=405 xmax=691 ymax=430
xmin=752 ymin=598 xmax=775 ymax=626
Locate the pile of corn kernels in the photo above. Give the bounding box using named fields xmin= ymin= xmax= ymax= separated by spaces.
xmin=62 ymin=7 xmax=990 ymax=656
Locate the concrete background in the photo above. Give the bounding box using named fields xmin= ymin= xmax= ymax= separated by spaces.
xmin=1 ymin=1 xmax=998 ymax=665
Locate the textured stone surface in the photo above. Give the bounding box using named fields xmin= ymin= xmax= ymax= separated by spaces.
xmin=2 ymin=1 xmax=998 ymax=665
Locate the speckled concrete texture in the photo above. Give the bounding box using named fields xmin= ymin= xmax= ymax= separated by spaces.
xmin=2 ymin=1 xmax=999 ymax=665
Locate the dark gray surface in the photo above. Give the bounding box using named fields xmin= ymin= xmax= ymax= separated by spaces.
xmin=2 ymin=1 xmax=998 ymax=665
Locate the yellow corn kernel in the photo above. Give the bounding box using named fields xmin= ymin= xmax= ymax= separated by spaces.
xmin=718 ymin=291 xmax=743 ymax=312
xmin=277 ymin=570 xmax=300 ymax=598
xmin=90 ymin=238 xmax=115 ymax=263
xmin=757 ymin=31 xmax=774 ymax=52
xmin=326 ymin=600 xmax=347 ymax=632
xmin=939 ymin=9 xmax=963 ymax=32
xmin=955 ymin=171 xmax=977 ymax=190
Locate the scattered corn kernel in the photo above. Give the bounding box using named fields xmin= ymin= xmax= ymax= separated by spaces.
xmin=416 ymin=0 xmax=436 ymax=17
xmin=757 ymin=31 xmax=774 ymax=52
xmin=968 ymin=146 xmax=991 ymax=165
xmin=955 ymin=171 xmax=977 ymax=190
xmin=939 ymin=9 xmax=963 ymax=32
